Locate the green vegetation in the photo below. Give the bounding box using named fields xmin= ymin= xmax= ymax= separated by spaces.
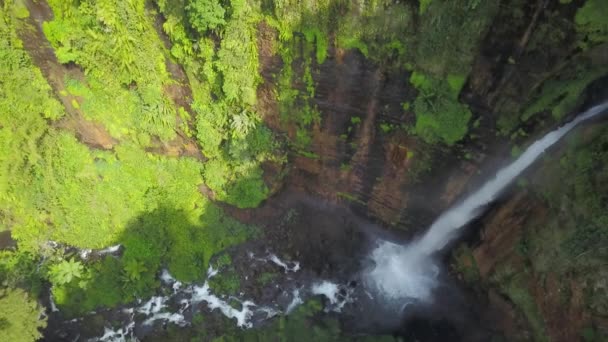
xmin=496 ymin=0 xmax=608 ymax=136
xmin=187 ymin=0 xmax=226 ymax=34
xmin=50 ymin=206 xmax=254 ymax=316
xmin=452 ymin=244 xmax=480 ymax=284
xmin=256 ymin=271 xmax=278 ymax=286
xmin=156 ymin=0 xmax=282 ymax=208
xmin=48 ymin=259 xmax=84 ymax=285
xmin=491 ymin=268 xmax=548 ymax=342
xmin=208 ymin=253 xmax=241 ymax=294
xmin=521 ymin=64 xmax=608 ymax=122
xmin=43 ymin=0 xmax=177 ymax=141
xmin=406 ymin=0 xmax=497 ymax=145
xmin=574 ymin=0 xmax=608 ymax=48
xmin=0 ymin=251 xmax=43 ymax=296
xmin=530 ymin=128 xmax=608 ymax=282
xmin=3 ymin=0 xmax=607 ymax=340
xmin=0 ymin=288 xmax=47 ymax=342
xmin=413 ymin=0 xmax=499 ymax=76
xmin=0 ymin=0 xmax=257 ymax=318
xmin=409 ymin=72 xmax=472 ymax=145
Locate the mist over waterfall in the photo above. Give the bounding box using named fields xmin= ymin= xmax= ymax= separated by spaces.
xmin=365 ymin=102 xmax=608 ymax=305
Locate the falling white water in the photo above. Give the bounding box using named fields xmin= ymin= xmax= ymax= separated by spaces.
xmin=98 ymin=244 xmax=121 ymax=255
xmin=366 ymin=241 xmax=440 ymax=303
xmin=49 ymin=292 xmax=59 ymax=313
xmin=365 ymin=102 xmax=608 ymax=303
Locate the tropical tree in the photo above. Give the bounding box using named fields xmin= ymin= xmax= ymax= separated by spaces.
xmin=230 ymin=110 xmax=257 ymax=138
xmin=186 ymin=0 xmax=226 ymax=34
xmin=0 ymin=288 xmax=47 ymax=341
xmin=48 ymin=259 xmax=84 ymax=286
xmin=122 ymin=259 xmax=148 ymax=282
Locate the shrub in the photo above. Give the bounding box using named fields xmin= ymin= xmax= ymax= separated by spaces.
xmin=186 ymin=0 xmax=226 ymax=34
xmin=0 ymin=289 xmax=47 ymax=341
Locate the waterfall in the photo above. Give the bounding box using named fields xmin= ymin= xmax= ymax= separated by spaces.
xmin=364 ymin=101 xmax=608 ymax=303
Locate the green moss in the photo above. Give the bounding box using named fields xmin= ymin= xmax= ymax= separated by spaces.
xmin=452 ymin=245 xmax=480 ymax=284
xmin=209 ymin=271 xmax=241 ymax=295
xmin=419 ymin=0 xmax=433 ymax=14
xmin=410 ymin=72 xmax=472 ymax=145
xmin=337 ymin=192 xmax=365 ymax=205
xmin=379 ymin=123 xmax=395 ymax=134
xmin=334 ymin=2 xmax=411 ymax=64
xmin=340 ymin=38 xmax=369 ymax=57
xmin=257 ymin=272 xmax=278 ymax=286
xmin=507 ymin=280 xmax=547 ymax=341
xmin=303 ymin=27 xmax=329 ymax=64
xmin=12 ymin=1 xmax=29 ymax=19
xmin=414 ymin=0 xmax=499 ymax=77
xmin=511 ymin=145 xmax=522 ymax=158
xmin=575 ymin=0 xmax=608 ymax=48
xmin=447 ymin=74 xmax=467 ymax=95
xmin=409 ymin=71 xmax=432 ymax=91
xmin=522 ymin=66 xmax=608 ymax=121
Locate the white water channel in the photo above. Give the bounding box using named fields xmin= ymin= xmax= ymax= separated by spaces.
xmin=365 ymin=101 xmax=608 ymax=304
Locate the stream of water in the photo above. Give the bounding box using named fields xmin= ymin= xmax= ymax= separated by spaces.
xmin=364 ymin=101 xmax=608 ymax=305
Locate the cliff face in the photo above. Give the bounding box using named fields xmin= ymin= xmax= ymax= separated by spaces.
xmin=252 ymin=0 xmax=608 ymax=340
xmin=256 ymin=0 xmax=607 ymax=231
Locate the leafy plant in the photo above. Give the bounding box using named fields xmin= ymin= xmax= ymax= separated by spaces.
xmin=0 ymin=289 xmax=47 ymax=342
xmin=186 ymin=0 xmax=226 ymax=33
xmin=48 ymin=259 xmax=84 ymax=286
xmin=410 ymin=72 xmax=472 ymax=145
xmin=122 ymin=259 xmax=148 ymax=282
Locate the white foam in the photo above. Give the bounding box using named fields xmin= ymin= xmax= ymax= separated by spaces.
xmin=207 ymin=265 xmax=219 ymax=278
xmin=310 ymin=280 xmax=353 ymax=312
xmin=311 ymin=281 xmax=340 ymax=304
xmin=137 ymin=296 xmax=167 ymax=315
xmin=98 ymin=245 xmax=121 ymax=254
xmin=259 ymin=306 xmax=281 ymax=319
xmin=191 ymin=283 xmax=255 ymax=328
xmin=365 ymin=241 xmax=439 ymax=303
xmin=160 ymin=269 xmax=182 ymax=291
xmin=285 ymin=289 xmax=304 ymax=314
xmin=79 ymin=249 xmax=92 ymax=259
xmin=94 ymin=321 xmax=135 ymax=342
xmin=143 ymin=312 xmax=186 ymax=326
xmin=49 ymin=292 xmax=59 ymax=312
xmin=268 ymin=254 xmax=301 ymax=273
xmin=249 ymin=252 xmax=301 ymax=273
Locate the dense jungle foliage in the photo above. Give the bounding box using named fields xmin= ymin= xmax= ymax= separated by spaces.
xmin=0 ymin=0 xmax=607 ymax=340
